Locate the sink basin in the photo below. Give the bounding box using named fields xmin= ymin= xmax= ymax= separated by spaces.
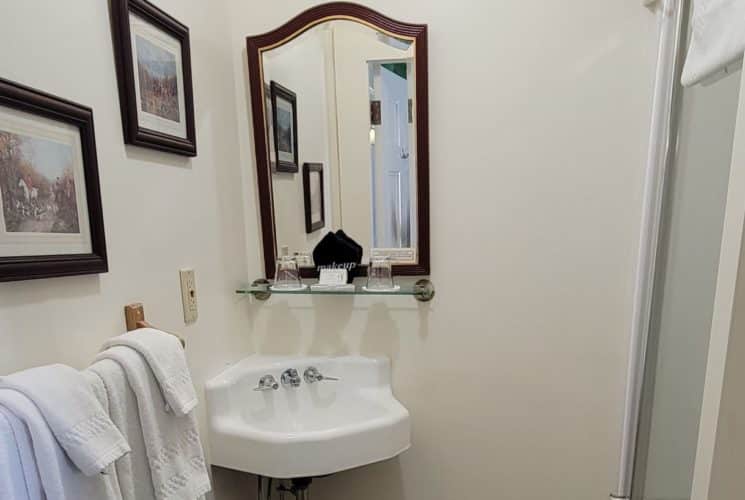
xmin=205 ymin=355 xmax=411 ymax=478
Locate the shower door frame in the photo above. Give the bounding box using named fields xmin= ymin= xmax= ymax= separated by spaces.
xmin=688 ymin=62 xmax=745 ymax=500
xmin=615 ymin=0 xmax=745 ymax=498
xmin=613 ymin=0 xmax=689 ymax=497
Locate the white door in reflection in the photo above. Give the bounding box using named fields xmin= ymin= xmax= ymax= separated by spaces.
xmin=369 ymin=61 xmax=412 ymax=249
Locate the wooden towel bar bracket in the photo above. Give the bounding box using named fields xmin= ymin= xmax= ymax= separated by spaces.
xmin=124 ymin=303 xmax=186 ymax=348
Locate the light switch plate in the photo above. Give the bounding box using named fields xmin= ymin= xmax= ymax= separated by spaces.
xmin=179 ymin=269 xmax=198 ymax=324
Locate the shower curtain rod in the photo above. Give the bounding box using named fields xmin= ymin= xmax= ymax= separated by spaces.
xmin=612 ymin=0 xmax=687 ymax=498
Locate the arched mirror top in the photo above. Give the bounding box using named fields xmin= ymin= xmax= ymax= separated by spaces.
xmin=246 ymin=2 xmax=429 ymax=279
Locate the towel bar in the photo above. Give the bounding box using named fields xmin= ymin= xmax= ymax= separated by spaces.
xmin=123 ymin=303 xmax=186 ymax=348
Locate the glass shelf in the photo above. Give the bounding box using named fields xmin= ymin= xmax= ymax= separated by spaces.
xmin=236 ymin=279 xmax=435 ymax=302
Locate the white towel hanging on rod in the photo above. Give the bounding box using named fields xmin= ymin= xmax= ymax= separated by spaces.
xmin=682 ymin=0 xmax=745 ymax=86
xmin=698 ymin=57 xmax=743 ymax=85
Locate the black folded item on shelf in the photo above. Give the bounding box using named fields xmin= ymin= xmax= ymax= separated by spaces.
xmin=312 ymin=231 xmax=363 ymax=282
xmin=335 ymin=229 xmax=363 ymax=262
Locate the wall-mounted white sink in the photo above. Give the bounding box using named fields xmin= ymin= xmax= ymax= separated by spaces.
xmin=205 ymin=355 xmax=411 ymax=479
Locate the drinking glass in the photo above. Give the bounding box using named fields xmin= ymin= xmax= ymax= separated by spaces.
xmin=366 ymin=256 xmax=395 ymax=291
xmin=273 ymin=255 xmax=303 ymax=290
xmin=294 ymin=251 xmax=313 ymax=268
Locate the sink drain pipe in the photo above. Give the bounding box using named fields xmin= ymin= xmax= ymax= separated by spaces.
xmin=257 ymin=476 xmax=272 ymax=500
xmin=280 ymin=478 xmax=312 ymax=500
xmin=257 ymin=476 xmax=312 ymax=500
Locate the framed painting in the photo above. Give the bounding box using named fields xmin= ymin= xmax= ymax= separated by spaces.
xmin=0 ymin=78 xmax=107 ymax=282
xmin=270 ymin=81 xmax=298 ymax=173
xmin=302 ymin=163 xmax=324 ymax=233
xmin=110 ymin=0 xmax=197 ymax=156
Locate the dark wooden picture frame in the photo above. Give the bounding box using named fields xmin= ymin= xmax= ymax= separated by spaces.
xmin=0 ymin=78 xmax=108 ymax=282
xmin=109 ymin=0 xmax=197 ymax=156
xmin=270 ymin=81 xmax=299 ymax=173
xmin=302 ymin=163 xmax=324 ymax=233
xmin=247 ymin=2 xmax=430 ymax=278
xmin=264 ymin=83 xmax=276 ymax=170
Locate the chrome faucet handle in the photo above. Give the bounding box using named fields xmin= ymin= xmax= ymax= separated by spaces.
xmin=303 ymin=366 xmax=340 ymax=384
xmin=254 ymin=374 xmax=279 ymax=391
xmin=281 ymin=368 xmax=302 ymax=388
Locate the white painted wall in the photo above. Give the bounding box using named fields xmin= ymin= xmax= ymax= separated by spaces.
xmin=227 ymin=1 xmax=658 ymax=499
xmin=0 ymin=0 xmax=254 ymax=495
xmin=264 ymin=27 xmax=334 ymax=255
xmin=0 ymin=0 xmax=662 ymax=498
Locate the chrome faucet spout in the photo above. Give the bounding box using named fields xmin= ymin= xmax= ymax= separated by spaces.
xmin=281 ymin=368 xmax=302 ymax=388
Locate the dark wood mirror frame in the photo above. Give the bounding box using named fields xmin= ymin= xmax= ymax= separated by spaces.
xmin=246 ymin=2 xmax=430 ymax=279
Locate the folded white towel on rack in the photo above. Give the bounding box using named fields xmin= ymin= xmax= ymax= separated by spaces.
xmin=0 ymin=406 xmax=42 ymax=500
xmin=682 ymin=0 xmax=745 ymax=85
xmin=80 ymin=367 xmax=124 ymax=497
xmin=0 ymin=389 xmax=122 ymax=500
xmin=97 ymin=346 xmax=210 ymax=500
xmin=89 ymin=359 xmax=156 ymax=500
xmin=0 ymin=364 xmax=130 ymax=476
xmin=101 ymin=329 xmax=197 ymax=416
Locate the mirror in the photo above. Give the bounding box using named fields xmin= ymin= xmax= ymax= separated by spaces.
xmin=247 ymin=3 xmax=429 ymax=278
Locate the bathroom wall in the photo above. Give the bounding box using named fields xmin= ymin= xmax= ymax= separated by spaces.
xmin=0 ymin=0 xmax=254 ymax=491
xmin=264 ymin=27 xmax=334 ymax=256
xmin=227 ymin=1 xmax=658 ymax=499
xmin=0 ymin=0 xmax=662 ymax=498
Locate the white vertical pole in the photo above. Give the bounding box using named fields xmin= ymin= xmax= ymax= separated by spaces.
xmin=612 ymin=0 xmax=686 ymax=498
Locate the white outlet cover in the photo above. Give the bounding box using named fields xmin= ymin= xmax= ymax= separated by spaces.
xmin=179 ymin=269 xmax=198 ymax=324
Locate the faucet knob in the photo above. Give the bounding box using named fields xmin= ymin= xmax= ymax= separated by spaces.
xmin=303 ymin=366 xmax=340 ymax=384
xmin=281 ymin=368 xmax=301 ymax=388
xmin=254 ymin=374 xmax=279 ymax=391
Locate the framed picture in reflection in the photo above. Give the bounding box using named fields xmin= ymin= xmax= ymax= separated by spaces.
xmin=110 ymin=0 xmax=197 ymax=156
xmin=264 ymin=83 xmax=276 ymax=170
xmin=270 ymin=81 xmax=298 ymax=173
xmin=303 ymin=163 xmax=324 ymax=233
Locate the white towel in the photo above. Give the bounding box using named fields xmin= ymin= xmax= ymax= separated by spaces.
xmin=682 ymin=0 xmax=745 ymax=85
xmin=97 ymin=346 xmax=211 ymax=500
xmin=0 ymin=389 xmax=122 ymax=500
xmin=101 ymin=329 xmax=197 ymax=416
xmin=0 ymin=364 xmax=130 ymax=476
xmin=89 ymin=359 xmax=157 ymax=500
xmin=0 ymin=406 xmax=42 ymax=500
xmin=80 ymin=367 xmax=125 ymax=500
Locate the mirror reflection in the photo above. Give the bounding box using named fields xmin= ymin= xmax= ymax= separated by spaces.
xmin=262 ymin=20 xmax=417 ymax=268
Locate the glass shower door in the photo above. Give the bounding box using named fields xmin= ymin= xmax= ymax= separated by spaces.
xmin=632 ymin=69 xmax=741 ymax=499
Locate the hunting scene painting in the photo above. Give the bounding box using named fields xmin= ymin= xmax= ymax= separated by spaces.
xmin=270 ymin=81 xmax=298 ymax=172
xmin=0 ymin=130 xmax=80 ymax=234
xmin=276 ymin=103 xmax=293 ymax=157
xmin=136 ymin=35 xmax=180 ymax=123
xmin=111 ymin=0 xmax=196 ymax=155
xmin=0 ymin=77 xmax=107 ymax=282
